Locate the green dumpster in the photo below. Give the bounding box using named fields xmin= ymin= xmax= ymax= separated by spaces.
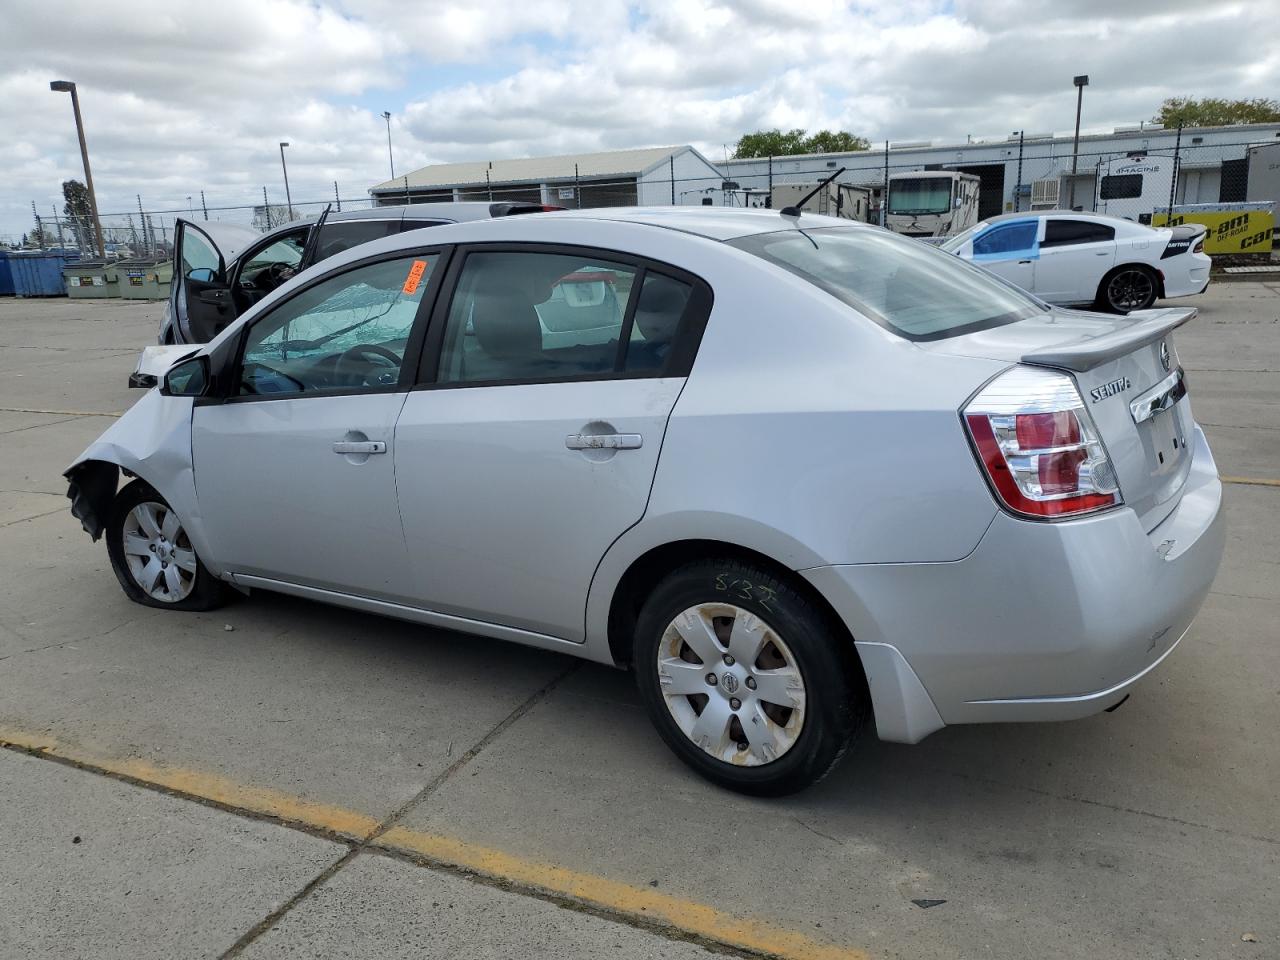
xmin=117 ymin=258 xmax=173 ymax=300
xmin=63 ymin=259 xmax=119 ymax=299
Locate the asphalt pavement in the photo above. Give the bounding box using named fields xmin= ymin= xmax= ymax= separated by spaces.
xmin=1 ymin=285 xmax=1277 ymax=959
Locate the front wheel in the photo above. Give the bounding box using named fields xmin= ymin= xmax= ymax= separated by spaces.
xmin=105 ymin=480 xmax=227 ymax=611
xmin=634 ymin=559 xmax=866 ymax=796
xmin=1098 ymin=265 xmax=1158 ymax=313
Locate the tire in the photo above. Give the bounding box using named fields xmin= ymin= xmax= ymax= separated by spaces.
xmin=633 ymin=559 xmax=867 ymax=796
xmin=1097 ymin=265 xmax=1158 ymax=314
xmin=105 ymin=479 xmax=227 ymax=611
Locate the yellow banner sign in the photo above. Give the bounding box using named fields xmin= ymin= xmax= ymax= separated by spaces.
xmin=1152 ymin=208 xmax=1274 ymax=254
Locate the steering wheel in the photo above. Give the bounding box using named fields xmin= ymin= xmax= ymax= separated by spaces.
xmin=259 ymin=261 xmax=296 ymax=290
xmin=334 ymin=344 xmax=401 ymax=386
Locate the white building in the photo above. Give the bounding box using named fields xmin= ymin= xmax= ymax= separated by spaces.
xmin=370 ymin=145 xmax=729 ymax=209
xmin=721 ymin=123 xmax=1280 ymax=221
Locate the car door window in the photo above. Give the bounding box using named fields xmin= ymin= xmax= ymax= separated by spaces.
xmin=437 ymin=250 xmax=692 ymax=385
xmin=971 ymin=220 xmax=1039 ymax=260
xmin=1042 ymin=220 xmax=1116 ymax=247
xmin=181 ymin=227 xmax=221 ymax=282
xmin=239 ymin=232 xmax=306 ymax=295
xmin=239 ymin=254 xmax=437 ymax=397
xmin=313 ymin=220 xmax=402 ymax=263
xmin=625 ymin=273 xmax=693 ymax=373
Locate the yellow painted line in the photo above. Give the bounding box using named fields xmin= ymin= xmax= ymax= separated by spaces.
xmin=0 ymin=406 xmax=123 ymax=417
xmin=377 ymin=827 xmax=867 ymax=960
xmin=1222 ymin=475 xmax=1280 ymax=488
xmin=1 ymin=726 xmax=867 ymax=960
xmin=0 ymin=728 xmax=379 ymax=840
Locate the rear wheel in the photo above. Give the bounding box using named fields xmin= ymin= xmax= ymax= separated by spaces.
xmin=1098 ymin=265 xmax=1158 ymax=313
xmin=633 ymin=559 xmax=866 ymax=795
xmin=106 ymin=480 xmax=227 ymax=611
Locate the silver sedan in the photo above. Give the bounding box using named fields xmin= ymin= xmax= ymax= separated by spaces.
xmin=65 ymin=208 xmax=1225 ymax=795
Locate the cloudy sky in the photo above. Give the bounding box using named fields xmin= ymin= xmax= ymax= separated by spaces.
xmin=0 ymin=0 xmax=1275 ymax=240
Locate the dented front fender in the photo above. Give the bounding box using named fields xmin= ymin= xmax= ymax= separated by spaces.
xmin=63 ymin=390 xmax=221 ymax=576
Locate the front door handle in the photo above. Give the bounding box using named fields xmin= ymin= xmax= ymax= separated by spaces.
xmin=333 ymin=440 xmax=386 ymax=455
xmin=565 ymin=433 xmax=642 ymax=450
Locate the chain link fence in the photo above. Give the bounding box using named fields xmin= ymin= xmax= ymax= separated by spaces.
xmin=7 ymin=135 xmax=1274 ymax=256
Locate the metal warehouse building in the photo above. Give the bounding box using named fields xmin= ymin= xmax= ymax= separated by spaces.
xmin=370 ymin=145 xmax=729 ymax=209
xmin=723 ymin=122 xmax=1280 ymax=219
xmin=372 ymin=123 xmax=1280 ymax=221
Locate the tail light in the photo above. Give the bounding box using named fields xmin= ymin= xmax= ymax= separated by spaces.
xmin=1192 ymin=236 xmax=1204 ymax=255
xmin=964 ymin=366 xmax=1121 ymax=519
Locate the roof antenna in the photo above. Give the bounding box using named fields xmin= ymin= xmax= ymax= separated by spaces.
xmin=781 ymin=166 xmax=847 ymax=218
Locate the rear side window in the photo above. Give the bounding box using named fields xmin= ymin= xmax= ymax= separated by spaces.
xmin=1043 ymin=220 xmax=1116 ymax=246
xmin=401 ymin=220 xmax=450 ymax=231
xmin=435 ymin=251 xmax=696 ymax=385
xmin=730 ymin=226 xmax=1041 ymax=342
xmin=1100 ymin=174 xmax=1143 ymax=200
xmin=313 ymin=220 xmax=401 ymax=263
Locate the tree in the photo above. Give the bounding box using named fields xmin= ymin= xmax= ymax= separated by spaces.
xmin=1154 ymin=97 xmax=1280 ymax=128
xmin=62 ymin=179 xmax=97 ymax=252
xmin=733 ymin=128 xmax=870 ymax=159
xmin=804 ymin=130 xmax=872 ymax=154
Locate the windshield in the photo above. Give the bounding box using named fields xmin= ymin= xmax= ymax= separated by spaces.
xmin=888 ymin=178 xmax=953 ymax=215
xmin=729 ymin=226 xmax=1042 ymax=341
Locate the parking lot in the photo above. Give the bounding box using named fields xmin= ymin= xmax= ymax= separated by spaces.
xmin=1 ymin=283 xmax=1277 ymax=959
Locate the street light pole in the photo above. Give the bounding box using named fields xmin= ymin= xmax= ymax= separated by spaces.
xmin=49 ymin=80 xmax=105 ymax=258
xmin=278 ymin=141 xmax=293 ymax=219
xmin=1069 ymin=74 xmax=1089 ymax=210
xmin=382 ymin=111 xmax=395 ymax=180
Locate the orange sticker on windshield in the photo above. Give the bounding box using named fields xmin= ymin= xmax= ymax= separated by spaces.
xmin=402 ymin=260 xmax=428 ymax=295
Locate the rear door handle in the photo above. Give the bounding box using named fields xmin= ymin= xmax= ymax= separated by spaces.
xmin=565 ymin=433 xmax=642 ymax=450
xmin=333 ymin=440 xmax=386 ymax=455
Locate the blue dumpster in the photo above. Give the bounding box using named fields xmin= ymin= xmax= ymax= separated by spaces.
xmin=10 ymin=253 xmax=72 ymax=297
xmin=0 ymin=252 xmax=15 ymax=296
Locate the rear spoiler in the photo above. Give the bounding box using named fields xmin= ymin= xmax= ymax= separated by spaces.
xmin=1022 ymin=307 xmax=1197 ymax=372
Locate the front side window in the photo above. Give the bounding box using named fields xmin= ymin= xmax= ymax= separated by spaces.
xmin=971 ymin=220 xmax=1039 ymax=259
xmin=730 ymin=226 xmax=1042 ymax=341
xmin=239 ymin=254 xmax=437 ymax=396
xmin=888 ymin=178 xmax=952 ymax=215
xmin=1100 ymin=174 xmax=1143 ymax=200
xmin=314 ymin=220 xmax=401 ymax=263
xmin=239 ymin=232 xmax=306 ymax=292
xmin=435 ymin=251 xmax=691 ymax=385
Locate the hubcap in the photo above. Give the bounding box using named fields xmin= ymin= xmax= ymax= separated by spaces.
xmin=656 ymin=602 xmax=806 ymax=767
xmin=1108 ymin=270 xmax=1154 ymax=311
xmin=121 ymin=501 xmax=197 ymax=603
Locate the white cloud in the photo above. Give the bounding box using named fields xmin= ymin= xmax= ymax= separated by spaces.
xmin=0 ymin=0 xmax=1275 ymax=240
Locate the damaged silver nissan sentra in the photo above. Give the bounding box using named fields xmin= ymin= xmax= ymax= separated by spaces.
xmin=66 ymin=207 xmax=1225 ymax=795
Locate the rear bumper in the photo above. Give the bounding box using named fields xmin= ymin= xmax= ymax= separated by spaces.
xmin=1162 ymin=255 xmax=1212 ymax=299
xmin=804 ymin=424 xmax=1225 ymax=743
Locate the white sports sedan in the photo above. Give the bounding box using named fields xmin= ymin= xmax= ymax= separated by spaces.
xmin=941 ymin=211 xmax=1211 ymax=313
xmin=65 ymin=208 xmax=1224 ymax=795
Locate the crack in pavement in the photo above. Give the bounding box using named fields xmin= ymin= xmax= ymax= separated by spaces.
xmin=945 ymin=768 xmax=1280 ymax=847
xmin=0 ymin=415 xmax=85 ymax=435
xmin=216 ymin=660 xmax=583 ymax=959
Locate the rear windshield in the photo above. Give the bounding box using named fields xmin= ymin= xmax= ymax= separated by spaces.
xmin=730 ymin=226 xmax=1042 ymax=341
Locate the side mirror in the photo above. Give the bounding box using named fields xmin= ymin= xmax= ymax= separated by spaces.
xmin=187 ymin=267 xmax=215 ymax=282
xmin=162 ymin=356 xmax=210 ymax=397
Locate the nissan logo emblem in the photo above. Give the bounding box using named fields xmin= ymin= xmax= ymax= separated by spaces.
xmin=1160 ymin=341 xmax=1170 ymax=372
